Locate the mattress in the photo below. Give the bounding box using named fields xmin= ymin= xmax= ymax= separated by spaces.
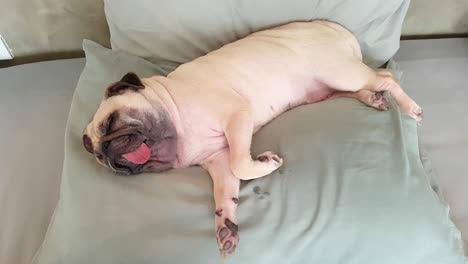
xmin=0 ymin=38 xmax=466 ymax=264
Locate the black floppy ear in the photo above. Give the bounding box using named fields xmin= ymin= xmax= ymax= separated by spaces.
xmin=120 ymin=72 xmax=144 ymax=86
xmin=83 ymin=134 xmax=94 ymax=154
xmin=105 ymin=72 xmax=145 ymax=98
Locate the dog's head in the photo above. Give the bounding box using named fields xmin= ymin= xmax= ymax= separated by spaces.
xmin=83 ymin=72 xmax=178 ymax=175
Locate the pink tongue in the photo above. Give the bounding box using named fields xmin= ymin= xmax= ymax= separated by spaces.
xmin=122 ymin=143 xmax=151 ymax=165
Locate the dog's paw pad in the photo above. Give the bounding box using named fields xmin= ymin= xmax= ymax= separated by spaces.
xmin=373 ymin=93 xmax=390 ymax=111
xmin=413 ymin=107 xmax=424 ymax=125
xmin=400 ymin=100 xmax=424 ymax=124
xmin=414 ymin=107 xmax=423 ymax=116
xmin=256 ymin=151 xmax=283 ymax=167
xmin=216 ymin=218 xmax=240 ymax=258
xmin=405 ymin=105 xmax=424 ymax=123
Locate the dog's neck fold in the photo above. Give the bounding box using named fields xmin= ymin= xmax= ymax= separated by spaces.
xmin=140 ymin=76 xmax=187 ymax=168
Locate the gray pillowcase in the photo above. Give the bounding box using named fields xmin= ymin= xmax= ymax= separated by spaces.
xmin=104 ymin=0 xmax=410 ymax=68
xmin=31 ymin=40 xmax=466 ymax=264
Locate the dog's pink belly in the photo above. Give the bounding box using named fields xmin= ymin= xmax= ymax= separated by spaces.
xmin=252 ymin=83 xmax=333 ymax=130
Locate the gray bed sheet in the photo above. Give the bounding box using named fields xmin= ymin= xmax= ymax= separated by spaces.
xmin=0 ymin=38 xmax=466 ymax=264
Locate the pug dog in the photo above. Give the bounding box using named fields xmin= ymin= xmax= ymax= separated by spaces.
xmin=83 ymin=20 xmax=422 ymax=258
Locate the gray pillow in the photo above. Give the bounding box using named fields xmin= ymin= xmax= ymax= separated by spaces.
xmin=31 ymin=40 xmax=465 ymax=264
xmin=104 ymin=0 xmax=409 ymax=68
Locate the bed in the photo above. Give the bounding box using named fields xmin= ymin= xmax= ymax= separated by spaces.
xmin=0 ymin=37 xmax=467 ymax=264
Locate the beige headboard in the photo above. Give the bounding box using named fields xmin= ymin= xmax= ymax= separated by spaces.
xmin=0 ymin=0 xmax=467 ymax=67
xmin=0 ymin=0 xmax=110 ymax=67
xmin=403 ymin=0 xmax=468 ymax=38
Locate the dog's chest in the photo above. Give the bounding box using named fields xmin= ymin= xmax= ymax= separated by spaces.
xmin=177 ymin=114 xmax=229 ymax=166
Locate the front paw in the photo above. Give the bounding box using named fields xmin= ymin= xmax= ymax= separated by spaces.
xmin=216 ymin=216 xmax=240 ymax=258
xmin=256 ymin=151 xmax=283 ymax=171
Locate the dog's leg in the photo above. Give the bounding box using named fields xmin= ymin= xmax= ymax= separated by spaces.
xmin=224 ymin=110 xmax=283 ymax=180
xmin=320 ymin=60 xmax=423 ymax=122
xmin=326 ymin=90 xmax=390 ymax=111
xmin=371 ymin=71 xmax=423 ymax=121
xmin=202 ymin=151 xmax=241 ymax=258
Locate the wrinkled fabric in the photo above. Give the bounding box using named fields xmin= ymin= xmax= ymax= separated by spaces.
xmin=104 ymin=0 xmax=409 ymax=68
xmin=32 ymin=40 xmax=465 ymax=264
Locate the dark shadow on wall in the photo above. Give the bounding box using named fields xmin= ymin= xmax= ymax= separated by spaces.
xmin=401 ymin=33 xmax=468 ymax=40
xmin=0 ymin=51 xmax=85 ymax=68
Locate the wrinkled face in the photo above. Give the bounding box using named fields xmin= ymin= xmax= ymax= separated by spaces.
xmin=83 ymin=72 xmax=178 ymax=175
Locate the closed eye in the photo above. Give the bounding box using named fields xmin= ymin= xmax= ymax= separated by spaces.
xmin=102 ymin=141 xmax=110 ymax=153
xmin=99 ymin=111 xmax=119 ymax=135
xmin=106 ymin=113 xmax=118 ymax=134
